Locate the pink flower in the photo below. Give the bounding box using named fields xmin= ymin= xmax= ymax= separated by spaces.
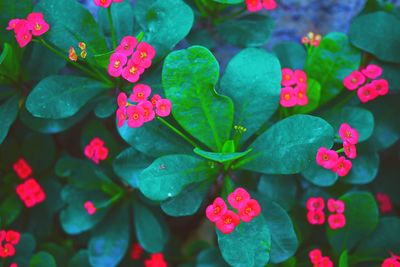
xmin=138 ymin=101 xmax=155 ymax=122
xmin=343 ymin=141 xmax=357 ymax=159
xmin=307 ymin=210 xmax=325 ymax=225
xmin=332 ymin=156 xmax=352 ymax=177
xmin=144 ymin=253 xmax=168 ymax=267
xmin=90 ymin=137 xmax=104 ymax=147
xmin=156 ymin=99 xmax=172 ymax=117
xmin=245 ymin=0 xmax=263 ymax=12
xmin=316 ymin=147 xmax=338 ymax=169
xmin=319 ymin=256 xmax=334 ymax=267
xmin=294 ymin=70 xmax=307 ymax=84
xmin=382 ymin=258 xmax=400 ymax=267
xmin=84 ymin=138 xmax=108 ymax=164
xmin=151 ymin=94 xmax=161 ymax=107
xmin=376 ymin=193 xmax=393 ymax=214
xmin=343 ymin=71 xmax=366 ymax=90
xmin=10 ymin=263 xmax=18 ymax=267
xmin=228 ymin=188 xmax=250 ymax=209
xmin=130 ymin=243 xmax=144 ymax=260
xmin=361 ymin=64 xmax=382 ymax=79
xmin=328 ymin=213 xmax=346 ymax=229
xmin=262 ymin=0 xmax=277 ymax=10
xmin=16 ymin=29 xmax=32 ymax=48
xmin=27 ymin=12 xmax=49 ymax=36
xmin=94 ymin=0 xmax=113 ymax=8
xmin=122 ymin=60 xmax=144 ymax=83
xmin=339 ymin=123 xmax=359 ymax=145
xmin=294 ymin=84 xmax=308 ymax=106
xmin=280 ymin=87 xmax=297 ymax=107
xmin=6 ymin=19 xmax=20 ymax=31
xmin=0 ymin=243 xmax=15 ymax=257
xmin=116 ymin=36 xmax=137 ymax=56
xmin=127 ymin=105 xmax=144 ymax=128
xmin=206 ymin=197 xmax=228 ymax=223
xmin=116 ymin=107 xmax=127 ymax=127
xmin=132 ymin=42 xmax=156 ymax=69
xmin=216 ymin=210 xmax=240 ymax=234
xmin=130 ymin=84 xmax=151 ymax=102
xmin=117 ymin=92 xmax=127 ymax=107
xmin=306 ymin=197 xmax=325 ymax=211
xmin=357 ymin=83 xmax=378 ymax=103
xmin=327 ymin=199 xmax=345 ymax=213
xmin=108 ymin=53 xmax=127 ymax=77
xmin=281 ymin=68 xmax=297 ymax=86
xmin=14 ymin=19 xmax=32 ymax=33
xmin=5 ymin=231 xmax=20 ymax=245
xmin=84 ymin=201 xmax=96 ymax=215
xmin=309 ymin=249 xmax=322 ymax=264
xmin=371 ymin=79 xmax=389 ymax=96
xmin=238 ymin=199 xmax=261 ymax=222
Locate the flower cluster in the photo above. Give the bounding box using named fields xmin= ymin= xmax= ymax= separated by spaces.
xmin=6 ymin=12 xmax=49 ymax=48
xmin=280 ymin=68 xmax=309 ymax=107
xmin=206 ymin=188 xmax=261 ymax=234
xmin=116 ymin=84 xmax=172 ymax=128
xmin=382 ymin=253 xmax=400 ymax=267
xmin=69 ymin=42 xmax=87 ymax=62
xmin=84 ymin=137 xmax=109 ymax=164
xmin=94 ymin=0 xmax=123 ymax=8
xmin=245 ymin=0 xmax=277 ymax=12
xmin=343 ymin=64 xmax=389 ymax=103
xmin=84 ymin=201 xmax=96 ymax=215
xmin=316 ymin=123 xmax=359 ymax=177
xmin=306 ymin=197 xmax=346 ymax=230
xmin=309 ymin=249 xmax=333 ymax=267
xmin=376 ymin=193 xmax=393 ymax=214
xmin=144 ymin=253 xmax=168 ymax=267
xmin=12 ymin=158 xmax=32 ymax=179
xmin=301 ymin=32 xmax=322 ymax=47
xmin=108 ymin=36 xmax=155 ymax=83
xmin=0 ymin=230 xmax=20 ymax=259
xmin=130 ymin=243 xmax=144 ymax=260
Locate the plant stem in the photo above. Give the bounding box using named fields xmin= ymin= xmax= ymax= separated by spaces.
xmin=136 ymin=31 xmax=144 ymax=43
xmin=156 ymin=117 xmax=199 ymax=148
xmin=336 ymin=148 xmax=344 ymax=153
xmin=107 ymin=7 xmax=117 ymax=49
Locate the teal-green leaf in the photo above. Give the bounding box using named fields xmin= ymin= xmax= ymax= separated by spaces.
xmin=68 ymin=251 xmax=91 ymax=267
xmin=162 ymin=46 xmax=234 ymax=151
xmin=0 ymin=194 xmax=23 ymax=226
xmin=220 ymin=48 xmax=281 ymax=144
xmin=339 ymin=250 xmax=348 ymax=267
xmin=257 ymin=175 xmax=297 ymax=211
xmin=237 ymin=115 xmax=334 ymax=175
xmin=217 ymin=215 xmax=271 ymax=267
xmin=26 ymin=75 xmax=107 ymax=119
xmin=14 ymin=234 xmax=36 ymax=267
xmin=217 ymin=14 xmax=274 ymax=47
xmin=135 ymin=0 xmax=194 ymax=59
xmin=193 ymin=147 xmax=252 ymax=163
xmin=301 ymin=160 xmax=339 ymax=187
xmin=36 ymin=0 xmax=108 ymax=56
xmin=196 ymin=248 xmax=229 ymax=267
xmin=292 ymin=79 xmax=321 ymax=114
xmin=327 ymin=191 xmax=379 ymax=253
xmin=30 ymin=252 xmax=57 ymax=267
xmin=94 ymin=95 xmax=116 ymax=118
xmin=272 ymin=42 xmax=307 ymax=70
xmin=133 ymin=202 xmax=169 ymax=253
xmin=0 ymin=94 xmax=19 ymax=144
xmin=342 ymin=153 xmax=379 ymax=184
xmin=139 ymin=154 xmax=217 ymax=201
xmin=89 ymin=203 xmax=130 ymax=267
xmin=375 ymin=60 xmax=400 ymax=92
xmin=349 ymin=11 xmax=400 ymax=63
xmin=322 ymin=106 xmax=374 ymax=143
xmin=305 ymin=32 xmax=361 ymax=104
xmin=22 ymin=133 xmax=56 ymax=172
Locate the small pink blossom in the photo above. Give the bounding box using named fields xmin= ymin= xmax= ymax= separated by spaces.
xmin=127 ymin=105 xmax=144 ymax=128
xmin=122 ymin=60 xmax=144 ymax=83
xmin=6 ymin=19 xmax=20 ymax=31
xmin=280 ymin=87 xmax=297 ymax=107
xmin=294 ymin=70 xmax=307 ymax=84
xmin=371 ymin=79 xmax=389 ymax=96
xmin=116 ymin=36 xmax=137 ymax=56
xmin=294 ymin=84 xmax=308 ymax=106
xmin=245 ymin=0 xmax=263 ymax=12
xmin=343 ymin=70 xmax=366 ymax=90
xmin=357 ymin=83 xmax=378 ymax=103
xmin=132 ymin=42 xmax=156 ymax=69
xmin=309 ymin=249 xmax=322 ymax=264
xmin=216 ymin=210 xmax=240 ymax=234
xmin=108 ymin=53 xmax=127 ymax=77
xmin=382 ymin=258 xmax=400 ymax=267
xmin=327 ymin=199 xmax=345 ymax=213
xmin=343 ymin=141 xmax=357 ymax=159
xmin=94 ymin=0 xmax=112 ymax=8
xmin=319 ymin=256 xmax=334 ymax=267
xmin=27 ymin=12 xmax=49 ymax=36
xmin=306 ymin=197 xmax=325 ymax=211
xmin=228 ymin=187 xmax=250 ymax=209
xmin=328 ymin=213 xmax=346 ymax=229
xmin=316 ymin=147 xmax=338 ymax=169
xmin=361 ymin=64 xmax=382 ymax=79
xmin=262 ymin=0 xmax=277 ymax=10
xmin=307 ymin=210 xmax=325 ymax=225
xmin=130 ymin=84 xmax=151 ymax=102
xmin=281 ymin=68 xmax=297 ymax=86
xmin=138 ymin=100 xmax=155 ymax=122
xmin=339 ymin=123 xmax=359 ymax=145
xmin=376 ymin=193 xmax=393 ymax=214
xmin=117 ymin=92 xmax=127 ymax=107
xmin=151 ymin=94 xmax=161 ymax=108
xmin=84 ymin=201 xmax=96 ymax=215
xmin=16 ymin=29 xmax=32 ymax=48
xmin=84 ymin=137 xmax=108 ymax=164
xmin=155 ymin=99 xmax=172 ymax=117
xmin=206 ymin=197 xmax=228 ymax=223
xmin=238 ymin=199 xmax=261 ymax=223
xmin=332 ymin=156 xmax=352 ymax=177
xmin=116 ymin=107 xmax=127 ymax=127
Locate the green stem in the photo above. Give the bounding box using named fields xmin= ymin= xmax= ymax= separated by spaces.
xmin=156 ymin=117 xmax=199 ymax=148
xmin=107 ymin=7 xmax=117 ymax=49
xmin=136 ymin=31 xmax=144 ymax=43
xmin=336 ymin=148 xmax=344 ymax=153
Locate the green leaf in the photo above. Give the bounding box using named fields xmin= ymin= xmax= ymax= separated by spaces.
xmin=162 ymin=46 xmax=234 ymax=151
xmin=161 ymin=180 xmax=211 ymax=216
xmin=139 ymin=154 xmax=217 ymax=201
xmin=133 ymin=202 xmax=169 ymax=253
xmin=349 ymin=11 xmax=400 ymax=63
xmin=0 ymin=94 xmax=19 ymax=144
xmin=305 ymin=32 xmax=361 ymax=104
xmin=217 ymin=215 xmax=271 ymax=267
xmin=113 ymin=148 xmax=153 ymax=188
xmin=186 ymin=29 xmax=216 ymax=50
xmin=89 ymin=203 xmax=130 ymax=267
xmin=30 ymin=252 xmax=57 ymax=267
xmin=14 ymin=234 xmax=36 ymax=267
xmin=217 ymin=14 xmax=274 ymax=47
xmin=36 ymin=0 xmax=108 ymax=56
xmin=273 ymin=42 xmax=307 ymax=70
xmin=237 ymin=115 xmax=334 ymax=175
xmin=193 ymin=147 xmax=252 ymax=163
xmin=342 ymin=153 xmax=379 ymax=184
xmin=292 ymin=79 xmax=321 ymax=114
xmin=322 ymin=106 xmax=374 ymax=143
xmin=257 ymin=175 xmax=297 ymax=211
xmin=68 ymin=251 xmax=91 ymax=267
xmin=0 ymin=43 xmax=20 ymax=80
xmin=196 ymin=248 xmax=229 ymax=267
xmin=94 ymin=95 xmax=116 ymax=118
xmin=339 ymin=250 xmax=348 ymax=267
xmin=93 ymin=51 xmax=114 ymax=69
xmin=117 ymin=118 xmax=193 ymax=157
xmin=374 ymin=60 xmax=400 ymax=93
xmin=135 ymin=0 xmax=194 ymax=59
xmin=22 ymin=133 xmax=56 ymax=172
xmin=0 ymin=194 xmax=23 ymax=226
xmin=301 ymin=160 xmax=339 ymax=187
xmin=220 ymin=48 xmax=281 ymax=144
xmin=26 ymin=75 xmax=107 ymax=119
xmin=327 ymin=191 xmax=379 ymax=252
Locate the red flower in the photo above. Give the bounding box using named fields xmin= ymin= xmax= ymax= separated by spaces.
xmin=16 ymin=178 xmax=46 ymax=208
xmin=343 ymin=70 xmax=366 ymax=90
xmin=382 ymin=258 xmax=400 ymax=267
xmin=116 ymin=36 xmax=137 ymax=56
xmin=122 ymin=60 xmax=144 ymax=83
xmin=130 ymin=243 xmax=144 ymax=260
xmin=376 ymin=193 xmax=393 ymax=214
xmin=245 ymin=0 xmax=263 ymax=12
xmin=27 ymin=12 xmax=50 ymax=36
xmin=155 ymin=99 xmax=172 ymax=117
xmin=339 ymin=123 xmax=359 ymax=145
xmin=108 ymin=53 xmax=127 ymax=78
xmin=280 ymin=87 xmax=297 ymax=107
xmin=309 ymin=249 xmax=322 ymax=264
xmin=132 ymin=42 xmax=156 ymax=69
xmin=328 ymin=213 xmax=346 ymax=230
xmin=12 ymin=158 xmax=32 ymax=179
xmin=361 ymin=64 xmax=382 ymax=79
xmin=228 ymin=187 xmax=250 ymax=209
xmin=130 ymin=84 xmax=152 ymax=102
xmin=343 ymin=141 xmax=357 ymax=159
xmin=5 ymin=231 xmax=20 ymax=245
xmin=306 ymin=197 xmax=325 ymax=212
xmin=151 ymin=94 xmax=161 ymax=108
xmin=327 ymin=199 xmax=345 ymax=213
xmin=294 ymin=84 xmax=308 ymax=106
xmin=127 ymin=106 xmax=145 ymax=128
xmin=84 ymin=201 xmax=96 ymax=215
xmin=117 ymin=92 xmax=127 ymax=107
xmin=116 ymin=107 xmax=127 ymax=128
xmin=262 ymin=0 xmax=277 ymax=10
xmin=144 ymin=253 xmax=168 ymax=267
xmin=206 ymin=197 xmax=228 ymax=223
xmin=319 ymin=256 xmax=334 ymax=267
xmin=332 ymin=156 xmax=352 ymax=177
xmin=84 ymin=137 xmax=108 ymax=164
xmin=281 ymin=68 xmax=297 ymax=86
xmin=238 ymin=199 xmax=261 ymax=223
xmin=0 ymin=243 xmax=16 ymax=258
xmin=94 ymin=0 xmax=113 ymax=8
xmin=316 ymin=147 xmax=338 ymax=169
xmin=357 ymin=83 xmax=378 ymax=103
xmin=307 ymin=210 xmax=325 ymax=225
xmin=294 ymin=70 xmax=307 ymax=84
xmin=9 ymin=263 xmax=18 ymax=267
xmin=216 ymin=210 xmax=240 ymax=234
xmin=138 ymin=101 xmax=155 ymax=122
xmin=371 ymin=79 xmax=389 ymax=96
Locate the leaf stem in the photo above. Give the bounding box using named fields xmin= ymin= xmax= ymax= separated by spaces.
xmin=107 ymin=7 xmax=117 ymax=49
xmin=156 ymin=117 xmax=200 ymax=148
